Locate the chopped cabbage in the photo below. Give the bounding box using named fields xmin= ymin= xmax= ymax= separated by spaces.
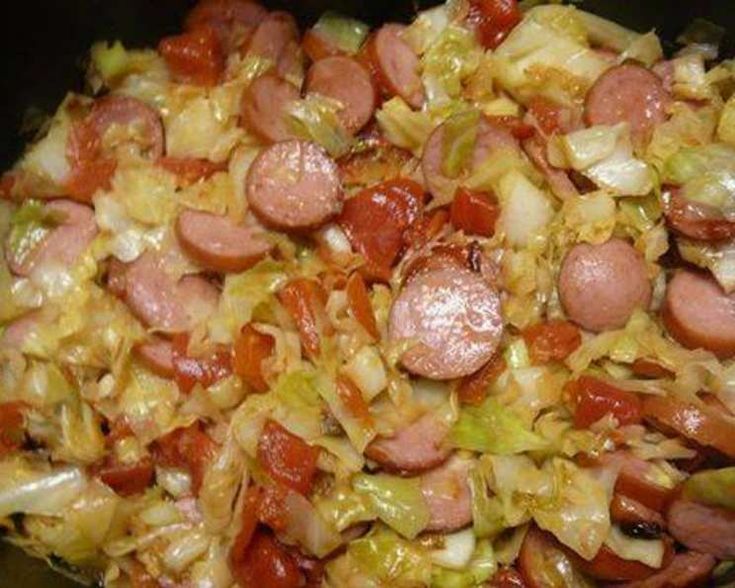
xmin=449 ymin=397 xmax=549 ymax=454
xmin=199 ymin=439 xmax=246 ymax=532
xmin=718 ymin=94 xmax=735 ymax=147
xmin=682 ymin=467 xmax=735 ymax=510
xmin=55 ymin=401 xmax=106 ymax=464
xmin=493 ymin=13 xmax=610 ymax=103
xmin=7 ymin=200 xmax=60 ymax=268
xmin=89 ymin=41 xmax=130 ymax=86
xmin=431 ymin=539 xmax=497 ymax=588
xmin=671 ymin=54 xmax=713 ymax=101
xmin=403 ymin=5 xmax=451 ymax=55
xmin=208 ymin=260 xmax=287 ymax=343
xmin=342 ymin=346 xmax=388 ymax=402
xmin=561 ymin=191 xmax=616 ymax=244
xmin=678 ymin=239 xmax=735 ymax=294
xmin=647 ymin=103 xmax=718 ymax=172
xmin=288 ymin=94 xmax=353 ymax=158
xmin=0 ymin=457 xmax=87 ymax=518
xmin=430 ymin=528 xmax=476 ymax=570
xmin=421 ymin=25 xmax=482 ymax=107
xmin=316 ymin=372 xmax=376 ymax=452
xmin=575 ymin=10 xmax=638 ymax=52
xmin=619 ymin=32 xmax=663 ymax=67
xmin=441 ymin=109 xmax=480 ymax=178
xmin=375 ymin=97 xmax=433 ymax=157
xmin=311 ymin=11 xmax=370 ymax=55
xmin=497 ymin=169 xmax=555 ymax=248
xmin=353 ymin=473 xmax=430 ymax=539
xmin=604 ymin=525 xmax=664 ymax=568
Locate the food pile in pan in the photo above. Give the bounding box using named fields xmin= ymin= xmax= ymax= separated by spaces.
xmin=1 ymin=0 xmax=734 ymax=586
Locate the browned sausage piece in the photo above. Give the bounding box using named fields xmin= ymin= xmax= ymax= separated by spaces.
xmin=559 ymin=238 xmax=651 ymax=332
xmin=420 ymin=457 xmax=472 ymax=532
xmin=422 ymin=117 xmax=519 ymax=202
xmin=610 ymin=494 xmax=665 ymax=534
xmin=305 ymin=56 xmax=376 ymax=135
xmin=6 ymin=199 xmax=98 ymax=277
xmin=124 ymin=252 xmax=219 ymax=333
xmin=585 ymin=64 xmax=671 ymax=146
xmin=667 ymin=499 xmax=735 ymax=559
xmin=245 ymin=11 xmax=299 ymax=64
xmin=665 ymin=189 xmax=735 ymax=242
xmin=135 ymin=337 xmax=175 ymax=378
xmin=175 ymin=209 xmax=272 ymax=273
xmin=246 ymin=139 xmax=343 ymax=231
xmin=614 ymin=552 xmax=715 ymax=588
xmin=365 ymin=412 xmax=450 ymax=474
xmin=371 ymin=24 xmax=424 ymax=109
xmin=388 ymin=266 xmax=503 ymax=380
xmin=240 ymin=73 xmax=300 ymax=143
xmin=662 ymin=270 xmax=735 ymax=359
xmin=522 ymin=135 xmax=579 ymax=201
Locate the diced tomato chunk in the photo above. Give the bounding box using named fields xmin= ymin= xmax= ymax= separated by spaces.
xmin=171 ymin=334 xmax=233 ymax=395
xmin=257 ymin=419 xmax=319 ymax=495
xmin=450 ymin=187 xmax=500 ymax=238
xmin=489 ymin=568 xmax=528 ymax=588
xmin=467 ymin=0 xmax=522 ymax=49
xmin=128 ymin=561 xmax=158 ymax=588
xmin=233 ymin=324 xmax=275 ymax=393
xmin=338 ymin=178 xmax=425 ymax=279
xmin=403 ymin=208 xmax=449 ymax=249
xmin=97 ymin=458 xmax=155 ymax=497
xmin=231 ymin=529 xmax=302 ymax=588
xmin=522 ymin=320 xmax=581 ymax=364
xmin=66 ymin=120 xmax=117 ymax=202
xmin=153 ymin=422 xmax=217 ymax=495
xmin=457 ymin=354 xmax=506 ymax=406
xmin=158 ymin=156 xmax=226 ymax=186
xmin=345 ymin=272 xmax=379 ymax=339
xmin=159 ymin=25 xmax=225 ymax=86
xmin=230 ymin=485 xmax=263 ymax=568
xmin=568 ymin=375 xmax=642 ymax=429
xmin=526 ymin=96 xmax=567 ymax=136
xmin=0 ymin=401 xmax=27 ymax=456
xmin=336 ymin=375 xmax=372 ymax=423
xmin=487 ymin=115 xmax=535 ymax=140
xmin=278 ymin=278 xmax=330 ymax=360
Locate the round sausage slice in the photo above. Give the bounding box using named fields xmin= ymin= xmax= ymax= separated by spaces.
xmin=246 ymin=140 xmax=343 ymax=231
xmin=368 ymin=24 xmax=424 ymax=109
xmin=245 ymin=11 xmax=299 ymax=64
xmin=585 ymin=64 xmax=671 ymax=146
xmin=365 ymin=412 xmax=450 ymax=474
xmin=665 ymin=189 xmax=735 ymax=242
xmin=175 ymin=209 xmax=272 ymax=273
xmin=420 ymin=457 xmax=472 ymax=532
xmin=240 ymin=73 xmax=300 ymax=143
xmin=305 ymin=56 xmax=376 ymax=135
xmin=389 ymin=266 xmax=503 ymax=380
xmin=6 ymin=199 xmax=98 ymax=277
xmin=0 ymin=312 xmax=40 ymax=351
xmin=612 ymin=551 xmax=715 ymax=588
xmin=662 ymin=270 xmax=735 ymax=358
xmin=667 ymin=499 xmax=735 ymax=560
xmin=422 ymin=117 xmax=519 ymax=202
xmin=124 ymin=252 xmax=219 ymax=333
xmin=135 ymin=337 xmax=175 ymax=378
xmin=559 ymin=238 xmax=651 ymax=332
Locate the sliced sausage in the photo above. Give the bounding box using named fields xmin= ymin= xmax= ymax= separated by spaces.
xmin=665 ymin=189 xmax=735 ymax=242
xmin=662 ymin=270 xmax=735 ymax=358
xmin=611 ymin=494 xmax=665 ymax=538
xmin=420 ymin=457 xmax=472 ymax=532
xmin=388 ymin=266 xmax=503 ymax=380
xmin=175 ymin=209 xmax=272 ymax=273
xmin=585 ymin=64 xmax=671 ymax=146
xmin=85 ymin=95 xmax=165 ymax=160
xmin=422 ymin=117 xmax=519 ymax=202
xmin=642 ymin=395 xmax=735 ymax=459
xmin=365 ymin=412 xmax=450 ymax=474
xmin=367 ymin=24 xmax=424 ymax=109
xmin=185 ymin=0 xmax=267 ymax=53
xmin=305 ymin=56 xmax=376 ymax=135
xmin=245 ymin=11 xmax=299 ymax=64
xmin=135 ymin=338 xmax=175 ymax=378
xmin=558 ymin=238 xmax=651 ymax=332
xmin=240 ymin=73 xmax=300 ymax=143
xmin=519 ymin=526 xmax=591 ymax=588
xmin=124 ymin=252 xmax=219 ymax=333
xmin=6 ymin=199 xmax=98 ymax=277
xmin=246 ymin=140 xmax=343 ymax=231
xmin=614 ymin=551 xmax=715 ymax=588
xmin=667 ymin=499 xmax=735 ymax=559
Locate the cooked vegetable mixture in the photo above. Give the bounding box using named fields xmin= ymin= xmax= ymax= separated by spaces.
xmin=1 ymin=0 xmax=735 ymax=586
